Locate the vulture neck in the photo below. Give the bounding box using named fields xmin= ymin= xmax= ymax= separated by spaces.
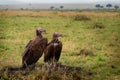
xmin=37 ymin=33 xmax=43 ymax=38
xmin=47 ymin=37 xmax=59 ymax=45
xmin=53 ymin=37 xmax=59 ymax=42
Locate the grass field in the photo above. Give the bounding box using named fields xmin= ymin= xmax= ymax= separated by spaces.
xmin=0 ymin=11 xmax=120 ymax=80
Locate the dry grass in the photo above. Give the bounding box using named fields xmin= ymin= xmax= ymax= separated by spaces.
xmin=0 ymin=11 xmax=119 ymax=17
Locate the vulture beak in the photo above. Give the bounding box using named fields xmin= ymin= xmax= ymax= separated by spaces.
xmin=59 ymin=34 xmax=63 ymax=37
xmin=43 ymin=30 xmax=47 ymax=34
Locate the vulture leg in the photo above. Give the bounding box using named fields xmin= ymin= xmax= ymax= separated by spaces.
xmin=52 ymin=56 xmax=57 ymax=68
xmin=22 ymin=61 xmax=29 ymax=69
xmin=24 ymin=61 xmax=29 ymax=70
xmin=52 ymin=45 xmax=57 ymax=68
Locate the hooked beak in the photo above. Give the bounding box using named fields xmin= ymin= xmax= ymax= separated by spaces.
xmin=59 ymin=34 xmax=63 ymax=37
xmin=43 ymin=30 xmax=47 ymax=34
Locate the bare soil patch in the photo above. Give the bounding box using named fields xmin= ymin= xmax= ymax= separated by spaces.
xmin=0 ymin=63 xmax=93 ymax=80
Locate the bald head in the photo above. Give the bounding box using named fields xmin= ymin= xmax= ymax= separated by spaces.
xmin=36 ymin=28 xmax=46 ymax=36
xmin=53 ymin=32 xmax=62 ymax=39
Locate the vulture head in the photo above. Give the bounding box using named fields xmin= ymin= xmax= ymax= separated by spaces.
xmin=53 ymin=32 xmax=62 ymax=40
xmin=36 ymin=28 xmax=46 ymax=36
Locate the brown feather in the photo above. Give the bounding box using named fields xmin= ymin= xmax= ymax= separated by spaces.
xmin=44 ymin=39 xmax=62 ymax=63
xmin=22 ymin=32 xmax=48 ymax=68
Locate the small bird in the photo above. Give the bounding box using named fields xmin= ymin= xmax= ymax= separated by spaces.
xmin=44 ymin=32 xmax=62 ymax=67
xmin=22 ymin=28 xmax=48 ymax=68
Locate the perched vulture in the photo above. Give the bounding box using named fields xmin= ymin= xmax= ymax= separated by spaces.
xmin=44 ymin=32 xmax=62 ymax=66
xmin=22 ymin=28 xmax=48 ymax=68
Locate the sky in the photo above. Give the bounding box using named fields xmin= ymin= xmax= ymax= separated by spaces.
xmin=0 ymin=0 xmax=120 ymax=4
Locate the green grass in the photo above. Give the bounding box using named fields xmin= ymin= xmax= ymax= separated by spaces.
xmin=0 ymin=11 xmax=120 ymax=80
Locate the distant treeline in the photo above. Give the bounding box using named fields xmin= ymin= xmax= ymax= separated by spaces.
xmin=0 ymin=3 xmax=119 ymax=10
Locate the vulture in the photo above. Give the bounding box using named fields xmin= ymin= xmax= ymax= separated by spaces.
xmin=22 ymin=28 xmax=48 ymax=68
xmin=44 ymin=32 xmax=62 ymax=66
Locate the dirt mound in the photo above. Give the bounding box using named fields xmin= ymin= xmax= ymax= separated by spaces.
xmin=0 ymin=63 xmax=93 ymax=80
